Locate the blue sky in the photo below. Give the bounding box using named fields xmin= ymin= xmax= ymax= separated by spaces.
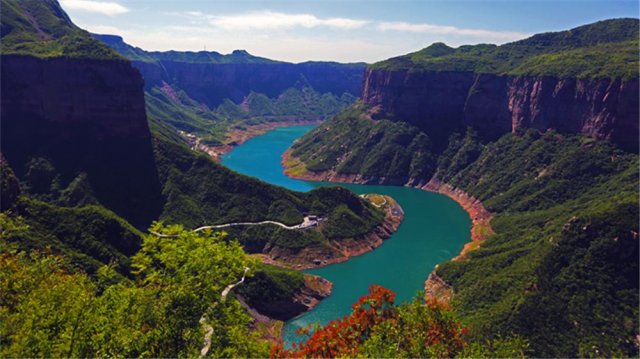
xmin=60 ymin=0 xmax=639 ymax=63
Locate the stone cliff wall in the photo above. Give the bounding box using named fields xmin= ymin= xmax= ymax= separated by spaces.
xmin=1 ymin=55 xmax=162 ymax=227
xmin=135 ymin=61 xmax=364 ymax=108
xmin=362 ymin=68 xmax=639 ymax=151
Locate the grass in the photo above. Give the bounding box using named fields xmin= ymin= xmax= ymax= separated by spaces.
xmin=472 ymin=222 xmax=493 ymax=240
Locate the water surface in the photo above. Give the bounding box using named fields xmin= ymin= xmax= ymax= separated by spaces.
xmin=221 ymin=125 xmax=469 ymax=346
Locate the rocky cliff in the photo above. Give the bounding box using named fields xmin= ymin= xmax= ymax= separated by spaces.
xmin=362 ymin=69 xmax=639 ymax=151
xmin=95 ymin=34 xmax=365 ymax=109
xmin=1 ymin=55 xmax=162 ymax=227
xmin=144 ymin=61 xmax=363 ymax=108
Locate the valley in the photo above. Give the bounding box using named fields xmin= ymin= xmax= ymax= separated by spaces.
xmin=94 ymin=34 xmax=362 ymax=150
xmin=0 ymin=0 xmax=637 ymax=357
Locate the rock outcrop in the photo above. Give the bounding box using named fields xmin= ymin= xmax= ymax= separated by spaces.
xmin=362 ymin=69 xmax=639 ymax=151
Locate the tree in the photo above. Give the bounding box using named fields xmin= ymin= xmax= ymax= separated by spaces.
xmin=0 ymin=221 xmax=270 ymax=357
xmin=271 ymin=285 xmax=527 ymax=358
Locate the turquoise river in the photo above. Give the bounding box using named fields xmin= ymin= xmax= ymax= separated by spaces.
xmin=221 ymin=125 xmax=470 ymax=346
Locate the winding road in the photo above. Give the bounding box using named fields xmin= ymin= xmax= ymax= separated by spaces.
xmin=151 ymin=216 xmax=324 ymax=238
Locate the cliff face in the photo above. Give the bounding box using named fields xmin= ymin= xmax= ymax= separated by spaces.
xmin=1 ymin=55 xmax=162 ymax=227
xmin=362 ymin=68 xmax=639 ymax=151
xmin=137 ymin=61 xmax=364 ymax=108
xmin=362 ymin=70 xmax=475 ymax=149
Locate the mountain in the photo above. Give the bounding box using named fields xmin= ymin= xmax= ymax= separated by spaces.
xmin=291 ymin=18 xmax=639 ymax=183
xmin=94 ymin=34 xmax=363 ymax=144
xmin=363 ymin=18 xmax=639 ymax=152
xmin=0 ymin=0 xmax=119 ymax=59
xmin=1 ymin=0 xmax=162 ymax=228
xmin=285 ymin=19 xmax=639 ymax=357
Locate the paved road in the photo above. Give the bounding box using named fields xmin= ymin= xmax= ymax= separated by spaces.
xmin=151 ymin=216 xmax=324 ymax=238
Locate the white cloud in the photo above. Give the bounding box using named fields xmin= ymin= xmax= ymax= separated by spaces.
xmin=208 ymin=11 xmax=369 ymax=30
xmin=60 ymin=0 xmax=128 ymax=16
xmin=378 ymin=21 xmax=529 ymax=42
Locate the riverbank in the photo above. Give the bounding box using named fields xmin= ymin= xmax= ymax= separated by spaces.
xmin=257 ymin=194 xmax=404 ymax=270
xmin=413 ymin=178 xmax=493 ymax=259
xmin=195 ymin=120 xmax=323 ymax=161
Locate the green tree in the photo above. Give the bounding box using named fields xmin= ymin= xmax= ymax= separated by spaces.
xmin=0 ymin=221 xmax=270 ymax=358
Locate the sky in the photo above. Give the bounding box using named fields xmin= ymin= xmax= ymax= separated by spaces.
xmin=59 ymin=0 xmax=639 ymax=63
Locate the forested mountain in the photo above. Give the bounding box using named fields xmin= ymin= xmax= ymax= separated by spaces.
xmin=285 ymin=19 xmax=639 ymax=357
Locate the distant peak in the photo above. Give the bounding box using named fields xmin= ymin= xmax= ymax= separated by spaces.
xmin=427 ymin=42 xmax=452 ymax=49
xmin=92 ymin=34 xmax=124 ymax=43
xmin=420 ymin=42 xmax=455 ymax=57
xmin=232 ymin=49 xmax=250 ymax=56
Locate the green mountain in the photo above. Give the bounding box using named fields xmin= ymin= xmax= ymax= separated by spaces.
xmin=0 ymin=0 xmax=120 ymax=59
xmin=372 ymin=18 xmax=639 ymax=79
xmin=286 ymin=19 xmax=640 ymax=357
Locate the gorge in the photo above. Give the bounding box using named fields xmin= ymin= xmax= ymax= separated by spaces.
xmin=0 ymin=0 xmax=637 ymax=357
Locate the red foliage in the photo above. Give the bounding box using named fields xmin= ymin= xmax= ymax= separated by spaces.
xmin=271 ymin=285 xmax=469 ymax=358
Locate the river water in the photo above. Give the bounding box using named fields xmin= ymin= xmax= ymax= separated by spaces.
xmin=221 ymin=125 xmax=469 ymax=346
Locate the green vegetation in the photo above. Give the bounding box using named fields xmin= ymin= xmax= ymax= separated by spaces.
xmin=217 ymin=88 xmax=357 ymax=123
xmin=433 ymin=129 xmax=639 ymax=357
xmin=291 ymin=104 xmax=437 ymax=180
xmin=0 ymin=0 xmax=121 ymax=59
xmin=236 ymin=263 xmax=308 ymax=320
xmin=371 ymin=18 xmax=639 ymax=79
xmin=0 ymin=222 xmax=270 ymax=357
xmin=291 ymin=107 xmax=638 ymax=357
xmin=145 ymin=87 xmax=229 ymax=145
xmin=153 ymin=136 xmax=383 ymax=243
xmin=2 ymin=199 xmax=142 ymax=275
xmin=145 ymin=84 xmax=355 ymax=146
